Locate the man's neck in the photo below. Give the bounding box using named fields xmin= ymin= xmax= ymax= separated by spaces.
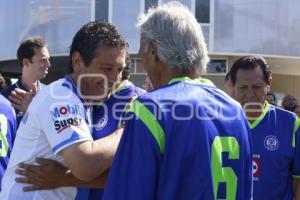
xmin=69 ymin=73 xmax=109 ymax=103
xmin=244 ymin=103 xmax=265 ymax=123
xmin=155 ymin=65 xmax=199 ymax=88
xmin=21 ymin=76 xmax=38 ymax=91
xmin=69 ymin=73 xmax=78 ymax=86
xmin=246 ymin=112 xmax=262 ymax=123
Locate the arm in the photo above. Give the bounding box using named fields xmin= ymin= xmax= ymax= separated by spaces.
xmin=64 ymin=170 xmax=108 ymax=188
xmin=59 ymin=128 xmax=123 ymax=181
xmin=38 ymin=87 xmax=122 ymax=182
xmin=15 ymin=158 xmax=108 ymax=191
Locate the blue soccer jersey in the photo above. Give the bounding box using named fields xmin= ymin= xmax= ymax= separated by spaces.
xmin=103 ymin=77 xmax=252 ymax=200
xmin=76 ymin=81 xmax=145 ymax=200
xmin=92 ymin=81 xmax=146 ymax=140
xmin=250 ymin=102 xmax=300 ymax=200
xmin=0 ymin=94 xmax=17 ymax=191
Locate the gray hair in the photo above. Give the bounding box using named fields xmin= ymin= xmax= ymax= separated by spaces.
xmin=137 ymin=1 xmax=209 ymax=74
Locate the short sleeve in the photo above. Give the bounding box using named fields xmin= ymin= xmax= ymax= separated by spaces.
xmin=34 ymin=89 xmax=93 ymax=155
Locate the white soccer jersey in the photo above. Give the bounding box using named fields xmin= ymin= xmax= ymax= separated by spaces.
xmin=0 ymin=76 xmax=93 ymax=200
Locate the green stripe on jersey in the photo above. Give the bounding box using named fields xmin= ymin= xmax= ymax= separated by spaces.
xmin=292 ymin=118 xmax=300 ymax=148
xmin=129 ymin=100 xmax=165 ymax=153
xmin=168 ymin=76 xmax=215 ymax=86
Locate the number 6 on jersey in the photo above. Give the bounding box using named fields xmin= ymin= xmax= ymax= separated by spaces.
xmin=0 ymin=114 xmax=9 ymax=157
xmin=211 ymin=136 xmax=239 ymax=200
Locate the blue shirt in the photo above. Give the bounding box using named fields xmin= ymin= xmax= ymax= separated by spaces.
xmin=250 ymin=102 xmax=300 ymax=200
xmin=92 ymin=81 xmax=145 ymax=140
xmin=76 ymin=81 xmax=145 ymax=200
xmin=1 ymin=78 xmax=43 ymax=126
xmin=0 ymin=94 xmax=17 ymax=191
xmin=103 ymin=77 xmax=253 ymax=200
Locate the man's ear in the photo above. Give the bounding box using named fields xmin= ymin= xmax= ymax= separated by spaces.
xmin=267 ymin=77 xmax=272 ymax=92
xmin=72 ymin=51 xmax=84 ymax=73
xmin=22 ymin=58 xmax=31 ymax=68
xmin=149 ymin=41 xmax=160 ymax=62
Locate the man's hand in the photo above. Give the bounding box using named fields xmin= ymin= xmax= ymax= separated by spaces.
xmin=9 ymin=85 xmax=37 ymax=112
xmin=15 ymin=158 xmax=69 ymax=191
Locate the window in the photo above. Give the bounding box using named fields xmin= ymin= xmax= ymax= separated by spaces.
xmin=201 ymin=25 xmax=209 ymax=49
xmin=206 ymin=59 xmax=227 ymax=74
xmin=195 ymin=0 xmax=210 ymax=23
xmin=95 ymin=0 xmax=108 ymax=21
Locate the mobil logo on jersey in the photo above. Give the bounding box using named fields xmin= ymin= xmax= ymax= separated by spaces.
xmin=50 ymin=104 xmax=80 ymax=119
xmin=50 ymin=104 xmax=82 ymax=133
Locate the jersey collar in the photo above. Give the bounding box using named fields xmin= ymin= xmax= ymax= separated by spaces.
xmin=63 ymin=75 xmax=88 ymax=107
xmin=15 ymin=78 xmax=28 ymax=91
xmin=110 ymin=80 xmax=132 ymax=96
xmin=63 ymin=75 xmax=93 ymax=126
xmin=248 ymin=101 xmax=270 ymax=129
xmin=15 ymin=78 xmax=42 ymax=92
xmin=168 ymin=76 xmax=215 ymax=86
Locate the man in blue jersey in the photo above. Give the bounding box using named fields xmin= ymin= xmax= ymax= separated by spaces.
xmin=91 ymin=61 xmax=145 ymax=140
xmin=0 ymin=94 xmax=17 ymax=191
xmin=230 ymin=55 xmax=300 ymax=199
xmin=78 ymin=62 xmax=145 ymax=199
xmin=1 ymin=37 xmax=50 ymax=126
xmin=103 ymin=2 xmax=252 ymax=200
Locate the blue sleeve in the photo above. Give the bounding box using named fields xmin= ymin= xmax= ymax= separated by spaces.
xmin=292 ymin=118 xmax=300 ymax=178
xmin=244 ymin=115 xmax=253 ymax=198
xmin=8 ymin=107 xmax=17 ymax=145
xmin=0 ymin=87 xmax=12 ymax=99
xmin=103 ymin=112 xmax=162 ymax=200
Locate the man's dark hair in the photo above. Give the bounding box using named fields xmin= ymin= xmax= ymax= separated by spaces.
xmin=17 ymin=37 xmax=46 ymax=67
xmin=225 ymin=70 xmax=231 ymax=82
xmin=121 ymin=54 xmax=131 ymax=80
xmin=0 ymin=72 xmax=7 ymax=91
xmin=267 ymin=92 xmax=277 ymax=105
xmin=68 ymin=21 xmax=128 ymax=73
xmin=230 ymin=55 xmax=272 ymax=85
xmin=282 ymin=94 xmax=298 ymax=111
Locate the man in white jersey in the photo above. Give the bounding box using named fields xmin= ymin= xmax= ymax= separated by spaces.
xmin=0 ymin=21 xmax=127 ymax=200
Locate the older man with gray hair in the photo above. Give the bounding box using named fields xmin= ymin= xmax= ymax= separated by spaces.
xmin=103 ymin=2 xmax=252 ymax=200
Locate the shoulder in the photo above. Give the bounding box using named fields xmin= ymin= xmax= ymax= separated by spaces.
xmin=116 ymin=84 xmax=146 ymax=96
xmin=30 ymin=79 xmax=82 ymax=112
xmin=0 ymin=94 xmax=15 ymax=119
xmin=38 ymin=81 xmax=47 ymax=90
xmin=133 ymin=86 xmax=146 ymax=95
xmin=140 ymin=81 xmax=239 ymax=106
xmin=264 ymin=105 xmax=299 ymax=132
xmin=269 ymin=104 xmax=298 ymax=119
xmin=0 ymin=94 xmax=11 ymax=106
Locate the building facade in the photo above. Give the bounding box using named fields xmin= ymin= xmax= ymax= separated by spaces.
xmin=1 ymin=0 xmax=300 ymax=98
